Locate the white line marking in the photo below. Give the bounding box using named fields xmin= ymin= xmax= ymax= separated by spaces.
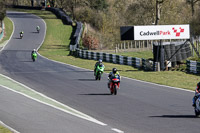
xmin=112 ymin=128 xmax=124 ymax=133
xmin=0 ymin=120 xmax=20 ymax=133
xmin=2 ymin=12 xmax=108 ymax=126
xmin=0 ymin=74 xmax=107 ymax=126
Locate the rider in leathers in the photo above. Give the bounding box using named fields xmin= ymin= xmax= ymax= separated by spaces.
xmin=107 ymin=68 xmax=121 ymax=88
xmin=193 ymin=82 xmax=200 ymax=107
xmin=94 ymin=59 xmax=104 ymax=75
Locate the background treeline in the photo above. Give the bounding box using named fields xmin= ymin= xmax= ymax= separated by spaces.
xmin=2 ymin=0 xmax=200 ymax=50
xmin=0 ymin=0 xmax=6 ymax=28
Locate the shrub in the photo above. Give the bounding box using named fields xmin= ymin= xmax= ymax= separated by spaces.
xmin=82 ymin=35 xmax=99 ymax=50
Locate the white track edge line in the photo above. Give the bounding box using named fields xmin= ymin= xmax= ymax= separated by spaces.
xmin=0 ymin=120 xmax=20 ymax=133
xmin=111 ymin=128 xmax=124 ymax=133
xmin=0 ymin=84 xmax=107 ymax=126
xmin=0 ymin=13 xmax=107 ymax=126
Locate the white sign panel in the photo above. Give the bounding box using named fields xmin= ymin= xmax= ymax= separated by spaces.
xmin=134 ymin=25 xmax=190 ymax=40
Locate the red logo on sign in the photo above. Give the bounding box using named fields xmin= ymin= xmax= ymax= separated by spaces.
xmin=172 ymin=27 xmax=184 ymax=37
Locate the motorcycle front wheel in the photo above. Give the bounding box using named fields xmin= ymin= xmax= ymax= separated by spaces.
xmin=98 ymin=74 xmax=101 ymax=80
xmin=195 ymin=110 xmax=200 ymax=117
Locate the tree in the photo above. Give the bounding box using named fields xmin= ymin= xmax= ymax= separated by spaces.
xmin=0 ymin=0 xmax=6 ymax=23
xmin=125 ymin=0 xmax=155 ymax=25
xmin=87 ymin=0 xmax=108 ymax=11
xmin=155 ymin=0 xmax=164 ymax=25
xmin=49 ymin=0 xmax=55 ymax=7
xmin=56 ymin=0 xmax=65 ymax=8
xmin=186 ymin=0 xmax=200 ymax=16
xmin=82 ymin=34 xmax=99 ymax=50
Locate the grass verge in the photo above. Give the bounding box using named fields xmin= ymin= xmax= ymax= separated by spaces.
xmin=8 ymin=9 xmax=200 ymax=91
xmin=0 ymin=125 xmax=12 ymax=133
xmin=0 ymin=17 xmax=13 ymax=47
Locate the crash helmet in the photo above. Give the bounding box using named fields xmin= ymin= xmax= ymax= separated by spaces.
xmin=99 ymin=59 xmax=102 ymax=65
xmin=112 ymin=68 xmax=117 ymax=74
xmin=33 ymin=49 xmax=36 ymax=52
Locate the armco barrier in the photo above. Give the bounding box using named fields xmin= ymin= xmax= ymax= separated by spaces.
xmin=76 ymin=49 xmax=141 ymax=68
xmin=45 ymin=7 xmax=72 ymax=25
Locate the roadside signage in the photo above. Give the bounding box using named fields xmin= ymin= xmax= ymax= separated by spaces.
xmin=120 ymin=25 xmax=190 ymax=40
xmin=134 ymin=25 xmax=190 ymax=40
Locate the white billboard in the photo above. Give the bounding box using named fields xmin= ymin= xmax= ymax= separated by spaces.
xmin=134 ymin=25 xmax=190 ymax=40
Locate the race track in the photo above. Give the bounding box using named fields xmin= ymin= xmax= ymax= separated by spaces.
xmin=0 ymin=11 xmax=198 ymax=133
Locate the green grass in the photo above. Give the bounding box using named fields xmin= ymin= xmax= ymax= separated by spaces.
xmin=0 ymin=17 xmax=13 ymax=46
xmin=112 ymin=50 xmax=153 ymax=59
xmin=7 ymin=9 xmax=200 ymax=91
xmin=0 ymin=125 xmax=12 ymax=133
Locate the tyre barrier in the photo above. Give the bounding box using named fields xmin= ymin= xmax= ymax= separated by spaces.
xmin=186 ymin=60 xmax=200 ymax=74
xmin=76 ymin=49 xmax=141 ymax=68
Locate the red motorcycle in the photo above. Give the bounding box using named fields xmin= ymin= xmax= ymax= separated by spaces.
xmin=109 ymin=75 xmax=120 ymax=95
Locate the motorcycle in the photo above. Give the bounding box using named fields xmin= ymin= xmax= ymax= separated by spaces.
xmin=109 ymin=75 xmax=120 ymax=95
xmin=20 ymin=33 xmax=23 ymax=39
xmin=32 ymin=52 xmax=37 ymax=62
xmin=95 ymin=65 xmax=105 ymax=80
xmin=36 ymin=26 xmax=40 ymax=33
xmin=194 ymin=94 xmax=200 ymax=117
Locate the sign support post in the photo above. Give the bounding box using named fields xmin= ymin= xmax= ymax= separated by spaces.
xmin=120 ymin=24 xmax=191 ymax=71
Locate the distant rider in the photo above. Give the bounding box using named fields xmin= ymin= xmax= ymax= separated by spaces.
xmin=94 ymin=59 xmax=104 ymax=75
xmin=192 ymin=82 xmax=200 ymax=107
xmin=20 ymin=31 xmax=24 ymax=36
xmin=31 ymin=49 xmax=37 ymax=56
xmin=36 ymin=26 xmax=40 ymax=32
xmin=107 ymin=68 xmax=121 ymax=88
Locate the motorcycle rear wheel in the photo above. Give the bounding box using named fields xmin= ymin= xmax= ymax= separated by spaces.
xmin=114 ymin=85 xmax=117 ymax=95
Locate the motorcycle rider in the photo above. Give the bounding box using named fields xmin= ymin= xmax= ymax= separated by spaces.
xmin=94 ymin=59 xmax=104 ymax=76
xmin=20 ymin=31 xmax=24 ymax=37
xmin=31 ymin=49 xmax=37 ymax=56
xmin=36 ymin=26 xmax=40 ymax=32
xmin=192 ymin=82 xmax=200 ymax=107
xmin=107 ymin=68 xmax=121 ymax=88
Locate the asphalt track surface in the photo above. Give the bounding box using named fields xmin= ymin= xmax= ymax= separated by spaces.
xmin=0 ymin=11 xmax=199 ymax=133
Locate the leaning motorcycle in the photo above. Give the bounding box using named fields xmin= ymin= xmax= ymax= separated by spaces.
xmin=109 ymin=75 xmax=120 ymax=95
xmin=95 ymin=65 xmax=105 ymax=80
xmin=194 ymin=95 xmax=200 ymax=117
xmin=32 ymin=52 xmax=37 ymax=62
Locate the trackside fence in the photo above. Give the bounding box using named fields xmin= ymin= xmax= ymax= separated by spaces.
xmin=76 ymin=49 xmax=141 ymax=68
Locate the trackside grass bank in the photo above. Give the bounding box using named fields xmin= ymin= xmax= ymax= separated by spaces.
xmin=8 ymin=9 xmax=200 ymax=91
xmin=0 ymin=17 xmax=13 ymax=48
xmin=0 ymin=125 xmax=12 ymax=133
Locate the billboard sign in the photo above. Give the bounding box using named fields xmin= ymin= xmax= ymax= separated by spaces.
xmin=134 ymin=25 xmax=190 ymax=40
xmin=120 ymin=26 xmax=134 ymax=40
